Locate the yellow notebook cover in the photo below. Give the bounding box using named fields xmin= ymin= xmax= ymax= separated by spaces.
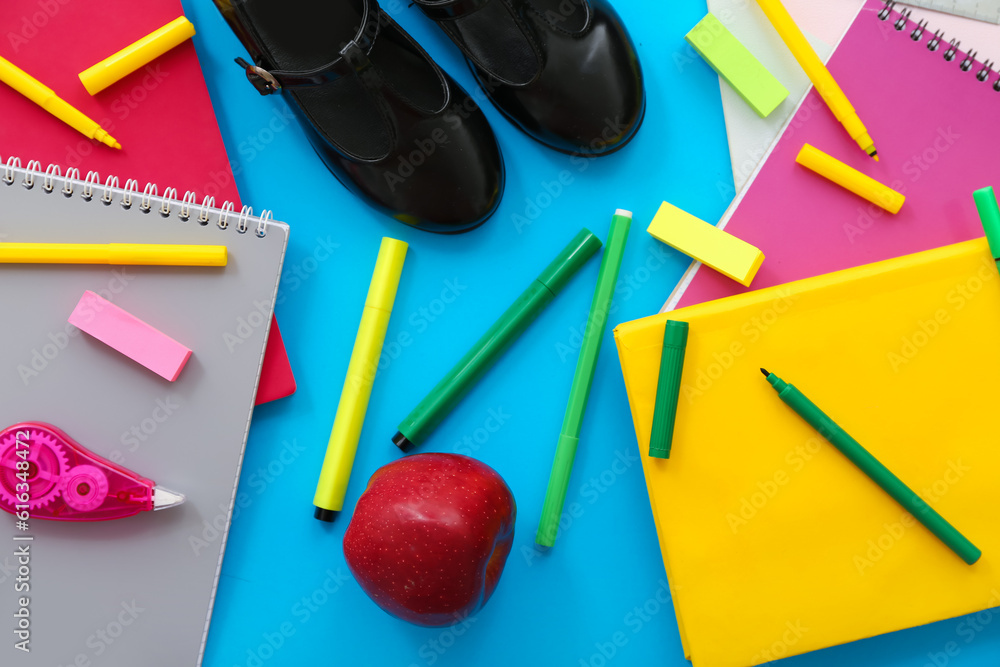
xmin=613 ymin=238 xmax=1000 ymax=667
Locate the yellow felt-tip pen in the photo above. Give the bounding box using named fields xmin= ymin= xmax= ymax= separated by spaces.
xmin=0 ymin=56 xmax=121 ymax=149
xmin=79 ymin=17 xmax=196 ymax=96
xmin=0 ymin=243 xmax=226 ymax=266
xmin=755 ymin=0 xmax=878 ymax=160
xmin=313 ymin=237 xmax=408 ymax=522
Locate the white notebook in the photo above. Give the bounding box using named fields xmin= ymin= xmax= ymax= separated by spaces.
xmin=0 ymin=158 xmax=289 ymax=666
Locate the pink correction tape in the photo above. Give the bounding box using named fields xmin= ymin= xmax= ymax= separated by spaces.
xmin=0 ymin=422 xmax=184 ymax=522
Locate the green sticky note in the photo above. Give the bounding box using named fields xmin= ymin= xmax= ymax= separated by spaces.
xmin=685 ymin=13 xmax=789 ymax=118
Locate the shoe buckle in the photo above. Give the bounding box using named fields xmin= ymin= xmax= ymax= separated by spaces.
xmin=235 ymin=57 xmax=282 ymax=95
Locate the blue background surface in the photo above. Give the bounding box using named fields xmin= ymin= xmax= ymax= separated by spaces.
xmin=179 ymin=1 xmax=1000 ymax=665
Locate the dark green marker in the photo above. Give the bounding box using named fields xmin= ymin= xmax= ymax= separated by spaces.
xmin=974 ymin=186 xmax=1000 ymax=271
xmin=761 ymin=368 xmax=980 ymax=565
xmin=392 ymin=229 xmax=603 ymax=451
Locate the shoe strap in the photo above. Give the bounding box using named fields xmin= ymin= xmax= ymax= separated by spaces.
xmin=414 ymin=0 xmax=493 ymax=20
xmin=234 ymin=0 xmax=382 ymax=95
xmin=414 ymin=0 xmax=543 ymax=86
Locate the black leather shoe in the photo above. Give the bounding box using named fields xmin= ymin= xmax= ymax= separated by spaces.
xmin=214 ymin=0 xmax=505 ymax=233
xmin=414 ymin=0 xmax=645 ymax=156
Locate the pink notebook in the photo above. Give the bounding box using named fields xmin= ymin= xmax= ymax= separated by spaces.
xmin=666 ymin=0 xmax=1000 ymax=311
xmin=0 ymin=0 xmax=295 ymax=404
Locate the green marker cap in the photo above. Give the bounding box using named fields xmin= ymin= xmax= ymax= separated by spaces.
xmin=974 ymin=186 xmax=1000 ymax=261
xmin=536 ymin=229 xmax=604 ymax=294
xmin=649 ymin=320 xmax=689 ymax=459
xmin=661 ymin=320 xmax=688 ymax=348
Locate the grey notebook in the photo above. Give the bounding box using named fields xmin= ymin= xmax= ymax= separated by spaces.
xmin=0 ymin=161 xmax=289 ymax=666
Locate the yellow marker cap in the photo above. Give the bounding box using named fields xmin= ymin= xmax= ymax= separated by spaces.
xmin=365 ymin=237 xmax=408 ymax=311
xmin=647 ymin=201 xmax=765 ymax=287
xmin=79 ymin=17 xmax=196 ymax=95
xmin=796 ymin=144 xmax=905 ymax=214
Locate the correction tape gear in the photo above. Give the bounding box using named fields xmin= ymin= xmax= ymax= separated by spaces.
xmin=0 ymin=423 xmax=160 ymax=521
xmin=61 ymin=465 xmax=110 ymax=512
xmin=0 ymin=429 xmax=69 ymax=510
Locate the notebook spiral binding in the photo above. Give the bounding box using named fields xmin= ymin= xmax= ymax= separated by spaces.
xmin=0 ymin=155 xmax=273 ymax=238
xmin=879 ymin=1 xmax=1000 ymax=92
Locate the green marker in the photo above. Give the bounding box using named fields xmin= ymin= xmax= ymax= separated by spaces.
xmin=974 ymin=186 xmax=1000 ymax=270
xmin=392 ymin=228 xmax=603 ymax=451
xmin=536 ymin=210 xmax=632 ymax=547
xmin=649 ymin=320 xmax=689 ymax=459
xmin=761 ymin=368 xmax=981 ymax=565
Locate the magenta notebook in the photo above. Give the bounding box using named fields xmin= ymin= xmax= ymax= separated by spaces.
xmin=665 ymin=0 xmax=1000 ymax=311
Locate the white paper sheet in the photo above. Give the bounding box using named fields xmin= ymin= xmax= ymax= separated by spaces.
xmin=905 ymin=0 xmax=1000 ymax=24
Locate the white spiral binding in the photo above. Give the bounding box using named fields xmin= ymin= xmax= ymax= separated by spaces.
xmin=23 ymin=160 xmax=41 ymax=189
xmin=3 ymin=157 xmax=21 ymax=185
xmin=43 ymin=164 xmax=61 ymax=193
xmin=63 ymin=168 xmax=79 ymax=196
xmin=82 ymin=171 xmax=100 ymax=201
xmin=101 ymin=176 xmax=119 ymax=205
xmin=139 ymin=183 xmax=157 ymax=213
xmin=122 ymin=179 xmax=139 ymax=209
xmin=218 ymin=201 xmax=235 ymax=230
xmin=198 ymin=196 xmax=216 ymax=224
xmin=179 ymin=190 xmax=197 ymax=221
xmin=256 ymin=210 xmax=272 ymax=238
xmin=160 ymin=187 xmax=177 ymax=217
xmin=237 ymin=205 xmax=253 ymax=234
xmin=879 ymin=1 xmax=1000 ymax=91
xmin=0 ymin=157 xmax=272 ymax=237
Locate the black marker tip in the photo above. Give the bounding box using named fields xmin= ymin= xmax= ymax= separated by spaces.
xmin=760 ymin=368 xmax=770 ymax=377
xmin=314 ymin=507 xmax=338 ymax=523
xmin=392 ymin=431 xmax=414 ymax=453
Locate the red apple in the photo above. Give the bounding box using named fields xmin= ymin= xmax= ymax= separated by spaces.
xmin=343 ymin=453 xmax=516 ymax=627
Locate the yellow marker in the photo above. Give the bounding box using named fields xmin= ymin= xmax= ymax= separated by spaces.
xmin=648 ymin=201 xmax=765 ymax=287
xmin=313 ymin=237 xmax=408 ymax=522
xmin=755 ymin=0 xmax=878 ymax=160
xmin=796 ymin=144 xmax=905 ymax=214
xmin=0 ymin=56 xmax=121 ymax=149
xmin=79 ymin=17 xmax=196 ymax=96
xmin=0 ymin=243 xmax=226 ymax=266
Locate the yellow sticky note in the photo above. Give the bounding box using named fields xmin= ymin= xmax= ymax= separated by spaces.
xmin=797 ymin=143 xmax=906 ymax=214
xmin=685 ymin=13 xmax=789 ymax=118
xmin=647 ymin=201 xmax=764 ymax=286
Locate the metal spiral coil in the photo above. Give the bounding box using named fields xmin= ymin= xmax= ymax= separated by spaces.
xmin=0 ymin=157 xmax=273 ymax=238
xmin=878 ymin=0 xmax=998 ymax=90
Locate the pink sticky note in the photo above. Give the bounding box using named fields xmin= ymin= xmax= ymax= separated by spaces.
xmin=69 ymin=291 xmax=192 ymax=381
